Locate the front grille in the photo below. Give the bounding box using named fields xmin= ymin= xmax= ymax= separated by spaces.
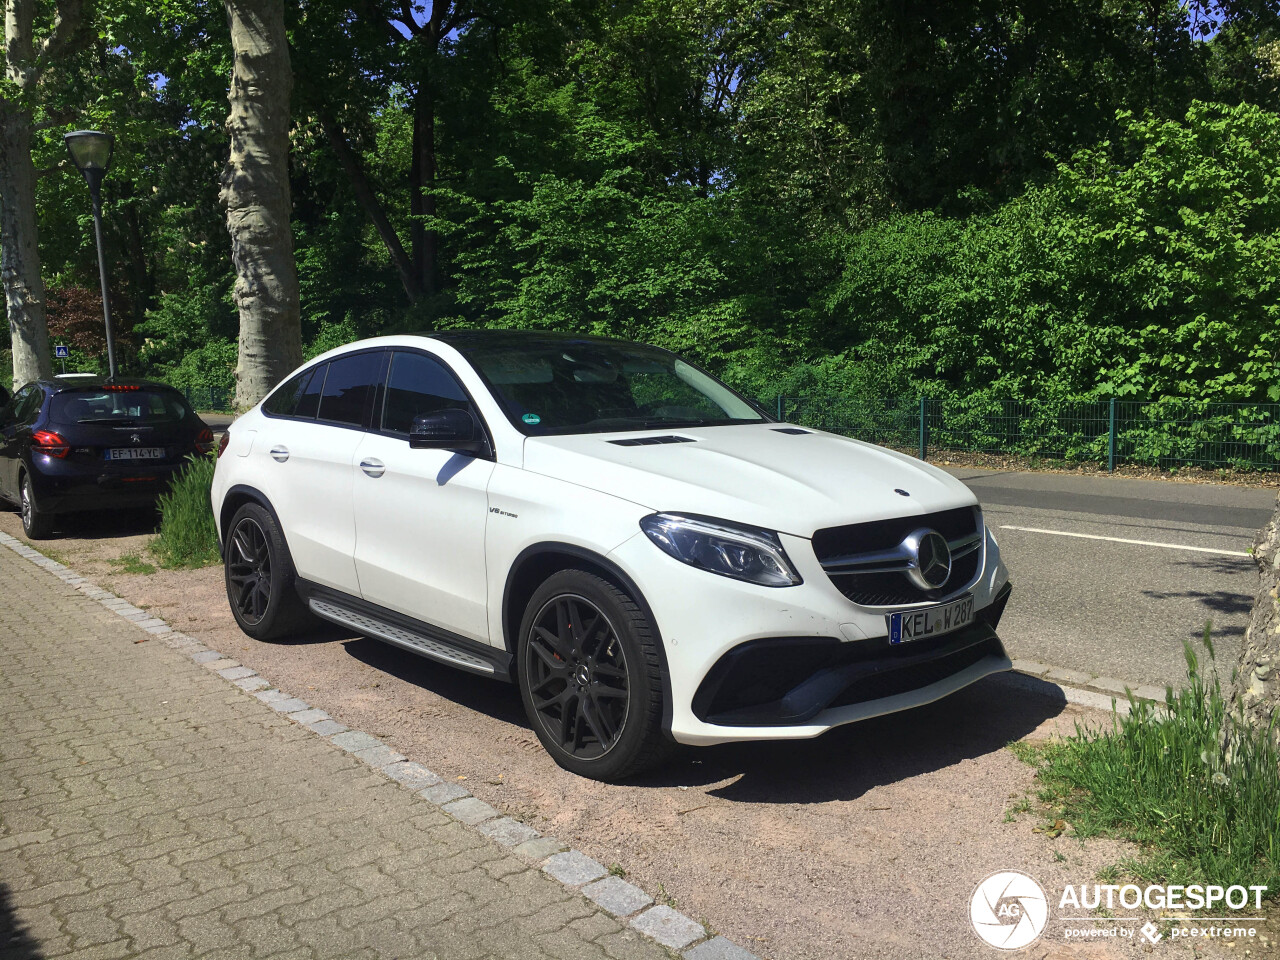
xmin=813 ymin=506 xmax=982 ymax=607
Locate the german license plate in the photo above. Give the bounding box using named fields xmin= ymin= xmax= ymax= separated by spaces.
xmin=888 ymin=595 xmax=975 ymax=645
xmin=106 ymin=447 xmax=164 ymax=461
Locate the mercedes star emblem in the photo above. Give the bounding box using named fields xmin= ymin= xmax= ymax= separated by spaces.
xmin=905 ymin=528 xmax=952 ymax=590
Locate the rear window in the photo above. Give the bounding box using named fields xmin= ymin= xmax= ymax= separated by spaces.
xmin=51 ymin=387 xmax=190 ymax=424
xmin=318 ymin=352 xmax=383 ymax=427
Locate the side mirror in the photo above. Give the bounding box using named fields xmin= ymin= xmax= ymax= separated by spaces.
xmin=409 ymin=408 xmax=490 ymax=457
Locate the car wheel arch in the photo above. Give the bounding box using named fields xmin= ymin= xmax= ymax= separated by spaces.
xmin=501 ymin=542 xmax=676 ymax=741
xmin=219 ymin=485 xmax=288 ymax=558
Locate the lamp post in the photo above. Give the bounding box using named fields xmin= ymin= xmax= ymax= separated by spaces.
xmin=63 ymin=130 xmax=118 ymax=380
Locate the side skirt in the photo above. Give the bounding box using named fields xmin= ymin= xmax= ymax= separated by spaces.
xmin=295 ymin=580 xmax=513 ymax=682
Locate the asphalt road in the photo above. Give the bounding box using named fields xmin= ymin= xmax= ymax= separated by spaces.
xmin=946 ymin=468 xmax=1277 ymax=688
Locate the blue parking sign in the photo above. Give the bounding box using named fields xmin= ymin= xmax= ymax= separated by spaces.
xmin=54 ymin=345 xmax=69 ymax=359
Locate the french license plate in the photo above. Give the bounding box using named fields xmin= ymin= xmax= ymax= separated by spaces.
xmin=106 ymin=447 xmax=164 ymax=461
xmin=888 ymin=595 xmax=975 ymax=645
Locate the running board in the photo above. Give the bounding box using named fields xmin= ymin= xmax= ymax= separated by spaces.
xmin=308 ymin=597 xmax=497 ymax=677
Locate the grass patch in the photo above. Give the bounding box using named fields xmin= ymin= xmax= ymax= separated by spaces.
xmin=1018 ymin=626 xmax=1280 ymax=892
xmin=109 ymin=554 xmax=156 ymax=576
xmin=151 ymin=454 xmax=220 ymax=569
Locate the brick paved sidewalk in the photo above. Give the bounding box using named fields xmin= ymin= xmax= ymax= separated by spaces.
xmin=0 ymin=546 xmax=675 ymax=960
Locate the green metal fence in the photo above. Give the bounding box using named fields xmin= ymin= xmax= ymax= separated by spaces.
xmin=182 ymin=385 xmax=234 ymax=413
xmin=776 ymin=396 xmax=1280 ymax=472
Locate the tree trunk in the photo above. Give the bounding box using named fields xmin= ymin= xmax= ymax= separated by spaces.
xmin=220 ymin=0 xmax=302 ymax=410
xmin=1227 ymin=496 xmax=1280 ymax=752
xmin=0 ymin=106 xmax=52 ymax=388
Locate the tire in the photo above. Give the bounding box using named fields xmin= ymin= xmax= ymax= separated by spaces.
xmin=20 ymin=474 xmax=53 ymax=540
xmin=516 ymin=568 xmax=673 ymax=781
xmin=223 ymin=502 xmax=314 ymax=641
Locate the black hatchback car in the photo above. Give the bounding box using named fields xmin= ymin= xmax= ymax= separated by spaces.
xmin=0 ymin=377 xmax=214 ymax=538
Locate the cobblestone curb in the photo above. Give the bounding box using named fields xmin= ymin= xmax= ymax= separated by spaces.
xmin=0 ymin=530 xmax=748 ymax=960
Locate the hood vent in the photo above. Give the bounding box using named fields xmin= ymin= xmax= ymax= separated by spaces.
xmin=608 ymin=435 xmax=696 ymax=447
xmin=773 ymin=427 xmax=811 ymax=435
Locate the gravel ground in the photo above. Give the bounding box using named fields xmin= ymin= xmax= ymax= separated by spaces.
xmin=3 ymin=506 xmax=1272 ymax=960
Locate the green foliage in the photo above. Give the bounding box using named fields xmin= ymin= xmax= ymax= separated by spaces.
xmin=15 ymin=0 xmax=1280 ymax=430
xmin=152 ymin=455 xmax=220 ymax=569
xmin=1020 ymin=628 xmax=1280 ymax=892
xmin=827 ymin=102 xmax=1280 ymax=407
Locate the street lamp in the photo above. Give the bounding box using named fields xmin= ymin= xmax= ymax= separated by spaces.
xmin=64 ymin=130 xmax=118 ymax=379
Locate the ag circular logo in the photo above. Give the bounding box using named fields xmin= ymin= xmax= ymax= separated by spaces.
xmin=970 ymin=870 xmax=1049 ymax=950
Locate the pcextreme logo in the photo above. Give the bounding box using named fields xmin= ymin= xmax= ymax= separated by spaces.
xmin=970 ymin=871 xmax=1049 ymax=950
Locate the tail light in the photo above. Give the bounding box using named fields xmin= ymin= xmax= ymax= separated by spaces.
xmin=32 ymin=430 xmax=70 ymax=458
xmin=103 ymin=384 xmax=141 ymax=392
xmin=196 ymin=427 xmax=215 ymax=455
xmin=216 ymin=429 xmax=231 ymax=458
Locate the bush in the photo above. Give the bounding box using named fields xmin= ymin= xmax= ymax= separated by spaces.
xmin=1019 ymin=628 xmax=1280 ymax=892
xmin=152 ymin=455 xmax=221 ymax=569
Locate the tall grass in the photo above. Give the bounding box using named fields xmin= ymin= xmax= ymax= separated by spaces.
xmin=1022 ymin=626 xmax=1280 ymax=892
xmin=152 ymin=454 xmax=220 ymax=568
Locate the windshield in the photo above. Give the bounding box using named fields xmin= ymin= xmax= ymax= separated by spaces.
xmin=51 ymin=387 xmax=191 ymax=424
xmin=458 ymin=339 xmax=767 ymax=435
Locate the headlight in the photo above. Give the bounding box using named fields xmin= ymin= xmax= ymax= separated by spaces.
xmin=639 ymin=513 xmax=802 ymax=587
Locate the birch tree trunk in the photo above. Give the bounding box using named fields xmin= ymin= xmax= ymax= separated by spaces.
xmin=220 ymin=0 xmax=302 ymax=410
xmin=1226 ymin=495 xmax=1280 ymax=753
xmin=1 ymin=0 xmax=83 ymax=388
xmin=0 ymin=105 xmax=50 ymax=388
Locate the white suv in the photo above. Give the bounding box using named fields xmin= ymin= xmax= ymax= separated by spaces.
xmin=211 ymin=332 xmax=1012 ymax=780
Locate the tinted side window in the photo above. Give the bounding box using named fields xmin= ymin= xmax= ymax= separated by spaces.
xmin=317 ymin=352 xmax=382 ymax=427
xmin=296 ymin=364 xmax=326 ymax=419
xmin=0 ymin=386 xmax=30 ymax=425
xmin=17 ymin=387 xmax=43 ymax=423
xmin=263 ymin=368 xmax=314 ymax=417
xmin=381 ymin=352 xmax=471 ymax=435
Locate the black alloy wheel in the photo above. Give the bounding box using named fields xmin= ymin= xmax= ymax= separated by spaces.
xmin=517 ymin=568 xmax=672 ymax=781
xmin=524 ymin=593 xmax=630 ymax=761
xmin=227 ymin=515 xmax=272 ymax=625
xmin=222 ymin=501 xmax=313 ymax=641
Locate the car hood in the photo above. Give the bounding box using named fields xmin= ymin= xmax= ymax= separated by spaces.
xmin=521 ymin=423 xmax=978 ymax=537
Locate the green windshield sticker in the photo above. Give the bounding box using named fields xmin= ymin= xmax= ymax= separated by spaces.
xmin=521 ymin=413 xmax=541 ymax=425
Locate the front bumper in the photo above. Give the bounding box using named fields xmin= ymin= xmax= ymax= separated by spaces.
xmin=608 ymin=526 xmax=1013 ymax=746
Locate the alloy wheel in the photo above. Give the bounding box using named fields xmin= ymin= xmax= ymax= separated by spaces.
xmin=20 ymin=482 xmax=32 ymax=530
xmin=227 ymin=517 xmax=272 ymax=624
xmin=524 ymin=594 xmax=630 ymax=760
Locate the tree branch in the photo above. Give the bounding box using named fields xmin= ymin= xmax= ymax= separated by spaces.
xmin=33 ymin=0 xmax=90 ymax=84
xmin=316 ymin=107 xmax=424 ymax=303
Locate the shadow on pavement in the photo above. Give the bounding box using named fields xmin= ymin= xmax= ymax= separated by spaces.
xmin=0 ymin=881 xmax=43 ymax=959
xmin=39 ymin=507 xmax=158 ymax=542
xmin=640 ymin=673 xmax=1068 ymax=803
xmin=343 ymin=631 xmax=1067 ymax=803
xmin=341 ymin=635 xmax=528 ymax=727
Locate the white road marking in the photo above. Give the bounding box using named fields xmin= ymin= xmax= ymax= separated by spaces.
xmin=998 ymin=525 xmax=1251 ymax=558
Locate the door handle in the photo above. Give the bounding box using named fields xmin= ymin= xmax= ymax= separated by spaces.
xmin=269 ymin=445 xmax=289 ymax=463
xmin=360 ymin=458 xmax=385 ymax=478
